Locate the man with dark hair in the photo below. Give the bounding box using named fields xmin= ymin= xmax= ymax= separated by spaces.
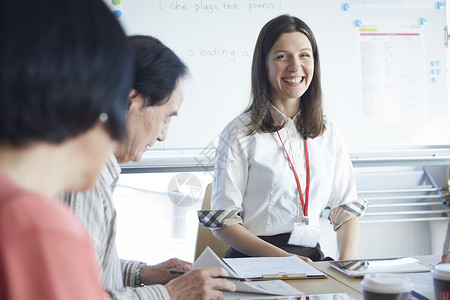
xmin=61 ymin=35 xmax=236 ymax=300
xmin=0 ymin=0 xmax=133 ymax=298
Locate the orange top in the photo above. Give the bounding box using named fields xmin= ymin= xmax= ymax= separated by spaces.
xmin=0 ymin=173 xmax=105 ymax=300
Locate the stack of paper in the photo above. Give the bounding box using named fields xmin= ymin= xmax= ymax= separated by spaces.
xmin=193 ymin=247 xmax=325 ymax=296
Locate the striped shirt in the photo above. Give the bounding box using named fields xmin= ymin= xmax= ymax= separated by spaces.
xmin=60 ymin=155 xmax=170 ymax=300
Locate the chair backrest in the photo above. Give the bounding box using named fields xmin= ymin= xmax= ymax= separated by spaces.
xmin=194 ymin=183 xmax=230 ymax=260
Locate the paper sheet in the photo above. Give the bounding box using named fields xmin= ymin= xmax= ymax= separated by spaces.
xmin=358 ymin=22 xmax=426 ymax=123
xmin=223 ymin=292 xmax=356 ymax=300
xmin=223 ymin=255 xmax=326 ymax=279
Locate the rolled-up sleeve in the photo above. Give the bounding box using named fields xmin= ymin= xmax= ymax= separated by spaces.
xmin=198 ymin=209 xmax=242 ymax=229
xmin=328 ymin=197 xmax=369 ymax=231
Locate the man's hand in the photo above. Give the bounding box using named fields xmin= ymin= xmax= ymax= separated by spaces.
xmin=165 ymin=267 xmax=236 ymax=300
xmin=140 ymin=258 xmax=192 ymax=285
xmin=441 ymin=251 xmax=450 ymax=264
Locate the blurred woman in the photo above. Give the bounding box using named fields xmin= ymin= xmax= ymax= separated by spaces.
xmin=0 ymin=0 xmax=133 ymax=298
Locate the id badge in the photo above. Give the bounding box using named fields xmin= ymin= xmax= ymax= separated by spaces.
xmin=288 ymin=222 xmax=321 ymax=248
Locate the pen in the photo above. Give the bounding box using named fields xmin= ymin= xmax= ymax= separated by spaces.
xmin=261 ymin=274 xmax=307 ymax=280
xmin=169 ymin=269 xmax=248 ymax=281
xmin=411 ymin=290 xmax=430 ymax=300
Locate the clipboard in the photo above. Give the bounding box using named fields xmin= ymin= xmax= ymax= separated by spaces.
xmin=328 ymin=257 xmax=433 ymax=278
xmin=222 ymin=256 xmax=327 ymax=280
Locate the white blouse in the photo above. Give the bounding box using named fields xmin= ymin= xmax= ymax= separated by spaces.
xmin=206 ymin=105 xmax=366 ymax=237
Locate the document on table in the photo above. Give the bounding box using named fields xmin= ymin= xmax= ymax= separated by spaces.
xmin=223 ymin=292 xmax=356 ymax=300
xmin=223 ymin=256 xmax=327 ymax=279
xmin=192 ymin=247 xmax=303 ymax=296
xmin=328 ymin=257 xmax=433 ymax=278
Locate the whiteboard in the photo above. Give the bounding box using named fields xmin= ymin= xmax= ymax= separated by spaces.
xmin=105 ymin=0 xmax=449 ymax=157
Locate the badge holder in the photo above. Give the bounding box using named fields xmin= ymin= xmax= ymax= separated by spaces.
xmin=288 ymin=218 xmax=321 ymax=248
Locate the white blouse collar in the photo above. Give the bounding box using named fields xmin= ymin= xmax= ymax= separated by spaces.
xmin=269 ymin=104 xmax=300 ymax=126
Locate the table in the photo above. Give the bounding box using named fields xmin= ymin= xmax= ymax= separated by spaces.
xmin=285 ymin=275 xmax=362 ymax=299
xmin=224 ymin=255 xmax=440 ymax=299
xmin=286 ymin=255 xmax=441 ymax=299
xmin=285 ymin=262 xmax=364 ymax=299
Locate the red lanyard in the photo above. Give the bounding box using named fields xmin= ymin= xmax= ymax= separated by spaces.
xmin=277 ymin=131 xmax=310 ymax=224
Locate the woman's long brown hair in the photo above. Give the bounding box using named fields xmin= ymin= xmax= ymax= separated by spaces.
xmin=245 ymin=15 xmax=325 ymax=139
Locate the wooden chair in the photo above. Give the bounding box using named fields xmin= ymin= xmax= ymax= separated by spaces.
xmin=194 ymin=183 xmax=230 ymax=260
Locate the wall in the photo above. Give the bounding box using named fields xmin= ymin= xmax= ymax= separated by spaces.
xmin=105 ymin=0 xmax=449 ymax=157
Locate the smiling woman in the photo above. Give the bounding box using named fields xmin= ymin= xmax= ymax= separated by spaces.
xmin=265 ymin=31 xmax=314 ymax=118
xmin=199 ymin=14 xmax=368 ymax=262
xmin=245 ymin=15 xmax=324 ymax=138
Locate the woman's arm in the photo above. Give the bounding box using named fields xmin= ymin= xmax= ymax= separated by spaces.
xmin=213 ymin=223 xmax=311 ymax=263
xmin=213 ymin=224 xmax=288 ymax=257
xmin=336 ymin=216 xmax=360 ymax=260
